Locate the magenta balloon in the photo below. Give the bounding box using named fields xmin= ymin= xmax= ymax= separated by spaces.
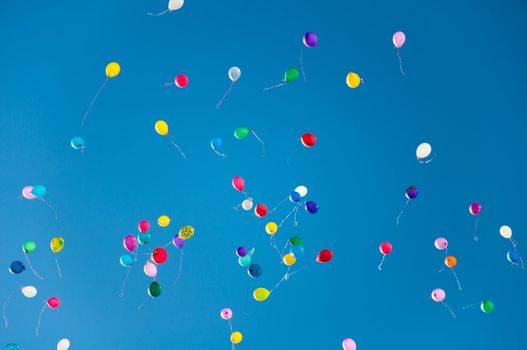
xmin=123 ymin=235 xmax=138 ymax=252
xmin=342 ymin=338 xmax=356 ymax=350
xmin=22 ymin=186 xmax=37 ymax=200
xmin=220 ymin=308 xmax=233 ymax=320
xmin=393 ymin=31 xmax=406 ymax=49
xmin=431 ymin=288 xmax=446 ymax=302
xmin=434 ymin=237 xmax=448 ymax=250
xmin=469 ymin=202 xmax=482 ymax=216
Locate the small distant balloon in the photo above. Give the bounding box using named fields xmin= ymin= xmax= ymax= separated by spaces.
xmin=253 ymin=287 xmax=270 ymax=301
xmin=445 ymin=256 xmax=457 ymax=268
xmin=241 ymin=199 xmax=253 ymax=211
xmin=342 ymin=338 xmax=357 ymax=350
xmin=232 ymin=176 xmax=245 ymax=192
xmin=151 ymin=247 xmax=168 ymax=264
xmin=179 ymin=225 xmax=195 ymax=240
xmin=173 ymin=235 xmax=185 ymax=249
xmin=220 ymin=308 xmax=233 ymax=320
xmin=405 ymin=186 xmax=419 ymax=199
xmin=4 ymin=344 xmax=19 ymax=350
xmin=158 ymin=215 xmax=170 ymax=227
xmin=22 ymin=186 xmax=37 ymax=200
xmin=254 ymin=204 xmax=268 ymax=218
xmin=301 ymin=133 xmax=317 ymax=147
xmin=137 ymin=232 xmax=152 ymax=245
xmin=231 ymin=331 xmax=243 ymax=344
xmin=431 ymin=288 xmax=445 ymax=302
xmin=316 ymin=249 xmax=333 ymax=263
xmin=155 ymin=120 xmax=169 ymax=136
xmin=31 ymin=185 xmax=47 ymax=198
xmin=47 ymin=297 xmax=61 ymax=309
xmin=21 ymin=286 xmax=37 ymax=298
xmin=248 ymin=263 xmax=262 ymax=278
xmin=507 ymin=250 xmax=521 ymax=265
xmin=294 ymin=186 xmax=308 ymax=197
xmin=70 ymin=136 xmax=86 ymax=151
xmin=238 ymin=255 xmax=252 ymax=267
xmin=346 ymin=72 xmax=361 ymax=88
xmin=236 ymin=246 xmax=247 ymax=257
xmin=303 ymin=32 xmax=318 ymax=48
xmin=265 ymin=222 xmax=278 ymax=235
xmin=144 ymin=261 xmax=158 ymax=278
xmin=434 ymin=237 xmax=448 ymax=250
xmin=138 ymin=220 xmax=150 ymax=233
xmin=175 ymin=74 xmax=189 ymax=88
xmin=283 ymin=253 xmax=297 ymax=266
xmin=305 ymin=201 xmax=319 ymax=214
xmin=123 ymin=235 xmax=138 ymax=252
xmin=481 ymin=300 xmax=494 ymax=313
xmin=499 ymin=225 xmax=512 ymax=239
xmin=228 ymin=67 xmax=241 ymax=82
xmin=9 ymin=261 xmax=25 ymax=275
xmin=392 ymin=31 xmax=406 ymax=48
xmin=148 ymin=281 xmax=162 ymax=298
xmin=290 ymin=236 xmax=303 ymax=246
xmin=416 ymin=142 xmax=432 ymax=160
xmin=120 ymin=254 xmax=133 ymax=267
xmin=469 ymin=202 xmax=482 ymax=215
xmin=57 ymin=338 xmax=71 ymax=350
xmin=291 ymin=245 xmax=304 ymax=257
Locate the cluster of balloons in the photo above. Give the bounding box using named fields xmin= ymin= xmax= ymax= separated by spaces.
xmin=500 ymin=225 xmax=523 ymax=269
xmin=220 ymin=308 xmax=243 ymax=348
xmin=82 ymin=62 xmax=120 ymax=126
xmin=21 ymin=184 xmax=58 ymax=219
xmin=274 ymin=185 xmax=317 ymax=228
xmin=232 ymin=176 xmax=268 ymax=218
xmin=435 ymin=237 xmax=462 ymax=290
xmin=236 ymin=246 xmax=261 ymax=278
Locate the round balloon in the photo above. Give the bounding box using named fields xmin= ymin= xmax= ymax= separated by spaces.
xmin=144 ymin=261 xmax=158 ymax=278
xmin=179 ymin=225 xmax=195 ymax=239
xmin=234 ymin=127 xmax=251 ymax=139
xmin=507 ymin=250 xmax=521 ymax=265
xmin=173 ymin=235 xmax=185 ymax=249
xmin=431 ymin=288 xmax=445 ymax=302
xmin=236 ymin=246 xmax=247 ymax=257
xmin=231 ymin=331 xmax=243 ymax=344
xmin=220 ymin=308 xmax=233 ymax=320
xmin=158 ymin=215 xmax=170 ymax=227
xmin=9 ymin=261 xmax=25 ymax=274
xmin=155 ymin=120 xmax=169 ymax=136
xmin=291 ymin=245 xmax=304 ymax=258
xmin=175 ymin=74 xmax=189 ymax=88
xmin=123 ymin=235 xmax=138 ymax=252
xmin=253 ymin=287 xmax=270 ymax=301
xmin=379 ymin=242 xmax=392 ymax=255
xmin=31 ymin=185 xmax=47 ymax=197
xmin=106 ymin=62 xmax=120 ymax=78
xmin=342 ymin=338 xmax=356 ymax=350
xmin=290 ymin=236 xmax=303 ymax=246
xmin=480 ymin=300 xmax=494 ymax=313
xmin=151 ymin=247 xmax=168 ymax=264
xmin=228 ymin=66 xmax=241 ymax=82
xmin=469 ymin=202 xmax=482 ymax=215
xmin=285 ymin=67 xmax=300 ymax=82
xmin=50 ymin=236 xmax=64 ymax=253
xmin=22 ymin=186 xmax=37 ymax=200
xmin=22 ymin=240 xmax=37 ymax=254
xmin=445 ymin=256 xmax=457 ymax=268
xmin=499 ymin=225 xmax=512 ymax=239
xmin=289 ymin=191 xmax=301 ymax=203
xmin=301 ymin=133 xmax=317 ymax=147
xmin=316 ymin=249 xmax=333 ymax=263
xmin=137 ymin=232 xmax=152 ymax=245
xmin=254 ymin=204 xmax=268 ymax=218
xmin=294 ymin=186 xmax=308 ymax=197
xmin=346 ymin=72 xmax=361 ymax=88
xmin=434 ymin=237 xmax=448 ymax=250
xmin=416 ymin=142 xmax=432 ymax=159
xmin=393 ymin=31 xmax=406 ymax=49
xmin=71 ymin=136 xmax=86 ymax=150
xmin=232 ymin=176 xmax=245 ymax=192
xmin=405 ymin=186 xmax=418 ymax=200
xmin=238 ymin=255 xmax=252 ymax=267
xmin=265 ymin=222 xmax=278 ymax=235
xmin=138 ymin=220 xmax=150 ymax=233
xmin=120 ymin=254 xmax=133 ymax=267
xmin=283 ymin=253 xmax=296 ymax=266
xmin=169 ymin=0 xmax=184 ymax=11
xmin=241 ymin=199 xmax=253 ymax=211
xmin=57 ymin=338 xmax=71 ymax=350
xmin=47 ymin=297 xmax=60 ymax=309
xmin=303 ymin=32 xmax=318 ymax=48
xmin=248 ymin=263 xmax=262 ymax=278
xmin=210 ymin=138 xmax=222 ymax=152
xmin=148 ymin=281 xmax=161 ymax=297
xmin=305 ymin=201 xmax=319 ymax=214
xmin=21 ymin=286 xmax=37 ymax=298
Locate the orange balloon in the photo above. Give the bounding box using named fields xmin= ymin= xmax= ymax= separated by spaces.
xmin=445 ymin=256 xmax=457 ymax=268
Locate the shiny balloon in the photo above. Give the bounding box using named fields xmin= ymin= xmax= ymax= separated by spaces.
xmin=123 ymin=235 xmax=138 ymax=252
xmin=316 ymin=249 xmax=333 ymax=263
xmin=305 ymin=201 xmax=319 ymax=214
xmin=47 ymin=297 xmax=60 ymax=309
xmin=9 ymin=261 xmax=25 ymax=275
xmin=138 ymin=220 xmax=150 ymax=233
xmin=148 ymin=281 xmax=162 ymax=297
xmin=301 ymin=133 xmax=317 ymax=147
xmin=220 ymin=308 xmax=233 ymax=320
xmin=248 ymin=263 xmax=262 ymax=278
xmin=254 ymin=204 xmax=268 ymax=218
xmin=173 ymin=235 xmax=185 ymax=249
xmin=303 ymin=32 xmax=318 ymax=47
xmin=379 ymin=242 xmax=392 ymax=255
xmin=405 ymin=186 xmax=418 ymax=200
xmin=151 ymin=247 xmax=168 ymax=264
xmin=469 ymin=202 xmax=482 ymax=215
xmin=236 ymin=246 xmax=247 ymax=257
xmin=431 ymin=288 xmax=445 ymax=302
xmin=434 ymin=237 xmax=448 ymax=250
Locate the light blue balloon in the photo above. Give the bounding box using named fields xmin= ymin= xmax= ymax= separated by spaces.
xmin=137 ymin=232 xmax=152 ymax=245
xmin=4 ymin=343 xmax=19 ymax=350
xmin=291 ymin=245 xmax=304 ymax=258
xmin=210 ymin=138 xmax=222 ymax=150
xmin=238 ymin=255 xmax=251 ymax=267
xmin=120 ymin=254 xmax=133 ymax=267
xmin=71 ymin=136 xmax=86 ymax=150
xmin=31 ymin=185 xmax=47 ymax=197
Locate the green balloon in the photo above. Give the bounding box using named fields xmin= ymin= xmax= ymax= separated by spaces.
xmin=284 ymin=67 xmax=300 ymax=82
xmin=22 ymin=240 xmax=37 ymax=254
xmin=148 ymin=281 xmax=161 ymax=298
xmin=234 ymin=127 xmax=251 ymax=139
xmin=480 ymin=300 xmax=494 ymax=313
xmin=289 ymin=236 xmax=303 ymax=246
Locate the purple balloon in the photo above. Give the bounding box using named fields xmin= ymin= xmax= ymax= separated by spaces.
xmin=405 ymin=186 xmax=419 ymax=200
xmin=469 ymin=202 xmax=482 ymax=216
xmin=173 ymin=235 xmax=184 ymax=249
xmin=305 ymin=201 xmax=319 ymax=214
xmin=303 ymin=32 xmax=318 ymax=48
xmin=236 ymin=246 xmax=247 ymax=257
xmin=123 ymin=235 xmax=138 ymax=252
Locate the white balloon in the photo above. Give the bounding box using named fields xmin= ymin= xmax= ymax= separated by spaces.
xmin=416 ymin=142 xmax=432 ymax=159
xmin=294 ymin=185 xmax=308 ymax=197
xmin=57 ymin=338 xmax=70 ymax=350
xmin=228 ymin=67 xmax=241 ymax=82
xmin=241 ymin=199 xmax=253 ymax=211
xmin=500 ymin=225 xmax=512 ymax=239
xmin=20 ymin=286 xmax=37 ymax=298
xmin=168 ymin=0 xmax=184 ymax=11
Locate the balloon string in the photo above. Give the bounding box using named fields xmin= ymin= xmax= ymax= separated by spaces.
xmin=168 ymin=136 xmax=187 ymax=160
xmin=396 ymin=49 xmax=405 ymax=76
xmin=441 ymin=301 xmax=456 ymax=318
xmin=213 ymin=149 xmax=227 ymax=158
xmin=279 ymin=203 xmax=301 ymax=227
xmin=462 ymin=302 xmax=478 ymax=310
xmin=438 ymin=264 xmax=445 ymax=273
xmin=39 ymin=198 xmax=58 ymax=220
xmin=137 ymin=296 xmax=148 ymax=310
xmin=250 ymin=130 xmax=265 ymax=157
xmin=292 ymin=206 xmax=300 ymax=227
xmin=3 ymin=295 xmax=11 ymax=328
xmin=82 ymin=77 xmax=108 ymax=127
xmin=269 ymin=236 xmax=284 ymax=260
xmin=228 ymin=319 xmax=233 ymax=333
xmin=216 ymin=81 xmax=235 ymax=109
xmin=24 ymin=253 xmax=44 ymax=280
xmin=54 ymin=254 xmax=62 ymax=279
xmin=163 ymin=241 xmax=172 ymax=248
xmin=119 ymin=266 xmax=132 ymax=298
xmin=263 ymin=81 xmax=286 ymax=91
xmin=287 ymin=261 xmax=314 ymax=278
xmin=133 ymin=246 xmax=139 ymax=262
xmin=300 ymin=49 xmax=306 ymax=81
xmin=520 ymin=256 xmax=525 ymax=270
xmin=270 ymin=266 xmax=292 ymax=293
xmin=269 ymin=196 xmax=288 ymax=215
xmin=451 ymin=269 xmax=462 ymax=290
xmin=510 ymin=238 xmax=517 ymax=249
xmin=35 ymin=302 xmax=46 ymax=335
xmin=395 ymin=199 xmax=410 ymax=226
xmin=473 ymin=217 xmax=479 ymax=242
xmin=163 ymin=82 xmax=174 ymax=87
xmin=378 ymin=254 xmax=386 ymax=271
xmin=174 ymin=250 xmax=184 ymax=285
xmin=417 ymin=154 xmax=436 ymax=164
xmin=280 ymin=241 xmax=290 ymax=258
xmin=147 ymin=9 xmax=169 ymax=16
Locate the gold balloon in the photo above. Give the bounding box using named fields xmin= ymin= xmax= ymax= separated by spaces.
xmin=50 ymin=236 xmax=64 ymax=253
xmin=346 ymin=72 xmax=361 ymax=88
xmin=155 ymin=120 xmax=169 ymax=136
xmin=158 ymin=215 xmax=170 ymax=227
xmin=105 ymin=62 xmax=121 ymax=78
xmin=283 ymin=253 xmax=296 ymax=266
xmin=230 ymin=331 xmax=243 ymax=344
xmin=179 ymin=225 xmax=195 ymax=240
xmin=265 ymin=222 xmax=278 ymax=235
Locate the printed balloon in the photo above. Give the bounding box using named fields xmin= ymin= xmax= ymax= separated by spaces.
xmin=179 ymin=225 xmax=195 ymax=239
xmin=151 ymin=247 xmax=168 ymax=264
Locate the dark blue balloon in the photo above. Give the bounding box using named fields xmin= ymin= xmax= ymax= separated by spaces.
xmin=507 ymin=250 xmax=521 ymax=265
xmin=405 ymin=186 xmax=419 ymax=200
xmin=289 ymin=191 xmax=301 ymax=203
xmin=9 ymin=261 xmax=25 ymax=275
xmin=248 ymin=263 xmax=262 ymax=278
xmin=305 ymin=201 xmax=319 ymax=214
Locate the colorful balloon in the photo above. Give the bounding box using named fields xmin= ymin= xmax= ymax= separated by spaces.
xmin=232 ymin=176 xmax=245 ymax=192
xmin=57 ymin=338 xmax=71 ymax=350
xmin=265 ymin=222 xmax=278 ymax=235
xmin=290 ymin=236 xmax=303 ymax=246
xmin=342 ymin=338 xmax=357 ymax=350
xmin=238 ymin=255 xmax=252 ymax=267
xmin=431 ymin=288 xmax=445 ymax=302
xmin=434 ymin=237 xmax=448 ymax=250
xmin=230 ymin=331 xmax=243 ymax=344
xmin=285 ymin=67 xmax=300 ymax=82
xmin=469 ymin=202 xmax=482 ymax=215
xmin=21 ymin=286 xmax=37 ymax=298
xmin=305 ymin=201 xmax=319 ymax=214
xmin=499 ymin=225 xmax=512 ymax=239
xmin=148 ymin=281 xmax=162 ymax=297
xmin=481 ymin=300 xmax=494 ymax=313
xmin=254 ymin=204 xmax=268 ymax=218
xmin=123 ymin=235 xmax=138 ymax=252
xmin=291 ymin=245 xmax=304 ymax=258
xmin=22 ymin=186 xmax=37 ymax=200
xmin=234 ymin=127 xmax=251 ymax=139
xmin=155 ymin=120 xmax=169 ymax=136
xmin=179 ymin=225 xmax=195 ymax=239
xmin=283 ymin=253 xmax=297 ymax=266
xmin=405 ymin=186 xmax=418 ymax=199
xmin=346 ymin=72 xmax=361 ymax=88
xmin=392 ymin=31 xmax=406 ymax=48
xmin=120 ymin=254 xmax=133 ymax=267
xmin=31 ymin=185 xmax=47 ymax=197
xmin=158 ymin=215 xmax=170 ymax=227
xmin=289 ymin=191 xmax=301 ymax=203
xmin=253 ymin=287 xmax=270 ymax=301
xmin=169 ymin=0 xmax=184 ymax=11
xmin=445 ymin=256 xmax=457 ymax=268
xmin=236 ymin=246 xmax=247 ymax=257
xmin=138 ymin=220 xmax=150 ymax=233
xmin=50 ymin=237 xmax=64 ymax=253
xmin=22 ymin=240 xmax=37 ymax=254
xmin=379 ymin=242 xmax=392 ymax=255
xmin=175 ymin=74 xmax=189 ymax=88
xmin=301 ymin=133 xmax=317 ymax=147
xmin=294 ymin=186 xmax=308 ymax=197
xmin=173 ymin=235 xmax=185 ymax=249
xmin=228 ymin=67 xmax=241 ymax=82
xmin=144 ymin=261 xmax=158 ymax=277
xmin=507 ymin=250 xmax=521 ymax=265
xmin=70 ymin=136 xmax=86 ymax=150
xmin=9 ymin=261 xmax=25 ymax=274
xmin=4 ymin=344 xmax=19 ymax=350
xmin=151 ymin=247 xmax=168 ymax=264
xmin=248 ymin=263 xmax=262 ymax=278
xmin=106 ymin=62 xmax=120 ymax=78
xmin=47 ymin=297 xmax=60 ymax=309
xmin=137 ymin=232 xmax=152 ymax=245
xmin=220 ymin=308 xmax=233 ymax=320
xmin=316 ymin=249 xmax=333 ymax=263
xmin=303 ymin=32 xmax=318 ymax=48
xmin=241 ymin=199 xmax=253 ymax=211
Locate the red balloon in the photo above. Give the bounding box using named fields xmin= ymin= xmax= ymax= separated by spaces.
xmin=379 ymin=242 xmax=392 ymax=255
xmin=254 ymin=204 xmax=268 ymax=218
xmin=232 ymin=176 xmax=245 ymax=192
xmin=175 ymin=74 xmax=189 ymax=88
xmin=47 ymin=297 xmax=60 ymax=309
xmin=301 ymin=133 xmax=317 ymax=147
xmin=316 ymin=249 xmax=333 ymax=263
xmin=138 ymin=220 xmax=150 ymax=233
xmin=151 ymin=247 xmax=168 ymax=264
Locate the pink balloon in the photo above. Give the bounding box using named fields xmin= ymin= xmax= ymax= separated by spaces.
xmin=138 ymin=220 xmax=150 ymax=233
xmin=431 ymin=288 xmax=445 ymax=302
xmin=220 ymin=307 xmax=233 ymax=320
xmin=22 ymin=186 xmax=37 ymax=200
xmin=434 ymin=237 xmax=448 ymax=250
xmin=392 ymin=31 xmax=406 ymax=49
xmin=342 ymin=338 xmax=356 ymax=350
xmin=469 ymin=202 xmax=482 ymax=216
xmin=47 ymin=297 xmax=60 ymax=309
xmin=123 ymin=235 xmax=138 ymax=252
xmin=232 ymin=176 xmax=244 ymax=192
xmin=144 ymin=261 xmax=158 ymax=278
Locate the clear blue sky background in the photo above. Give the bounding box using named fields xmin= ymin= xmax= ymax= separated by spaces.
xmin=1 ymin=0 xmax=527 ymax=349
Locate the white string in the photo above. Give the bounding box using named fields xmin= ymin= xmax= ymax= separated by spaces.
xmin=173 ymin=249 xmax=184 ymax=285
xmin=395 ymin=199 xmax=410 ymax=225
xmin=396 ymin=49 xmax=405 ymax=76
xmin=39 ymin=198 xmax=58 ymax=220
xmin=300 ymin=49 xmax=306 ymax=81
xmin=35 ymin=302 xmax=47 ymax=335
xmin=250 ymin=130 xmax=265 ymax=157
xmin=451 ymin=269 xmax=462 ymax=290
xmin=147 ymin=9 xmax=169 ymax=16
xmin=462 ymin=302 xmax=478 ymax=310
xmin=216 ymin=81 xmax=235 ymax=109
xmin=119 ymin=266 xmax=132 ymax=298
xmin=168 ymin=136 xmax=187 ymax=160
xmin=378 ymin=254 xmax=386 ymax=271
xmin=441 ymin=301 xmax=456 ymax=318
xmin=269 ymin=196 xmax=288 ymax=215
xmin=3 ymin=295 xmax=11 ymax=328
xmin=24 ymin=253 xmax=44 ymax=280
xmin=473 ymin=216 xmax=479 ymax=242
xmin=263 ymin=81 xmax=286 ymax=91
xmin=82 ymin=77 xmax=108 ymax=127
xmin=54 ymin=254 xmax=62 ymax=279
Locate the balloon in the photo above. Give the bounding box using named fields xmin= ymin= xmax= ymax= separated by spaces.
xmin=220 ymin=308 xmax=233 ymax=320
xmin=210 ymin=138 xmax=222 ymax=151
xmin=151 ymin=247 xmax=168 ymax=264
xmin=253 ymin=287 xmax=270 ymax=301
xmin=175 ymin=74 xmax=189 ymax=88
xmin=393 ymin=31 xmax=406 ymax=49
xmin=291 ymin=245 xmax=304 ymax=258
xmin=236 ymin=246 xmax=247 ymax=257
xmin=265 ymin=222 xmax=278 ymax=235
xmin=500 ymin=225 xmax=512 ymax=239
xmin=242 ymin=199 xmax=253 ymax=211
xmin=232 ymin=176 xmax=245 ymax=192
xmin=70 ymin=136 xmax=85 ymax=150
xmin=285 ymin=67 xmax=300 ymax=82
xmin=47 ymin=297 xmax=60 ymax=309
xmin=228 ymin=66 xmax=241 ymax=82
xmin=173 ymin=235 xmax=185 ymax=249
xmin=106 ymin=62 xmax=120 ymax=78
xmin=21 ymin=286 xmax=37 ymax=298
xmin=290 ymin=236 xmax=303 ymax=246
xmin=238 ymin=255 xmax=252 ymax=267
xmin=295 ymin=186 xmax=308 ymax=197
xmin=305 ymin=201 xmax=319 ymax=214
xmin=50 ymin=236 xmax=64 ymax=253
xmin=4 ymin=344 xmax=19 ymax=350
xmin=9 ymin=261 xmax=25 ymax=274
xmin=22 ymin=240 xmax=37 ymax=254
xmin=138 ymin=220 xmax=150 ymax=233
xmin=155 ymin=120 xmax=169 ymax=136
xmin=248 ymin=263 xmax=262 ymax=278
xmin=469 ymin=202 xmax=482 ymax=215
xmin=445 ymin=256 xmax=457 ymax=268
xmin=342 ymin=338 xmax=357 ymax=350
xmin=57 ymin=338 xmax=70 ymax=350
xmin=416 ymin=143 xmax=432 ymax=159
xmin=507 ymin=250 xmax=521 ymax=264
xmin=148 ymin=281 xmax=161 ymax=297
xmin=303 ymin=32 xmax=318 ymax=48
xmin=22 ymin=186 xmax=37 ymax=200
xmin=346 ymin=72 xmax=361 ymax=88
xmin=158 ymin=215 xmax=170 ymax=227
xmin=231 ymin=331 xmax=243 ymax=344
xmin=144 ymin=261 xmax=158 ymax=277
xmin=254 ymin=204 xmax=268 ymax=218
xmin=405 ymin=186 xmax=418 ymax=200
xmin=283 ymin=253 xmax=296 ymax=266
xmin=120 ymin=254 xmax=133 ymax=267
xmin=316 ymin=249 xmax=333 ymax=263
xmin=301 ymin=133 xmax=317 ymax=147
xmin=289 ymin=191 xmax=301 ymax=203
xmin=137 ymin=232 xmax=152 ymax=245
xmin=481 ymin=300 xmax=494 ymax=313
xmin=434 ymin=237 xmax=448 ymax=250
xmin=31 ymin=185 xmax=47 ymax=197
xmin=431 ymin=288 xmax=445 ymax=302
xmin=379 ymin=242 xmax=392 ymax=255
xmin=123 ymin=235 xmax=138 ymax=252
xmin=179 ymin=225 xmax=195 ymax=239
xmin=234 ymin=127 xmax=251 ymax=139
xmin=168 ymin=0 xmax=184 ymax=11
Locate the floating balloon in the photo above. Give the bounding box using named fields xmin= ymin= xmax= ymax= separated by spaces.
xmin=342 ymin=338 xmax=356 ymax=350
xmin=238 ymin=255 xmax=252 ymax=267
xmin=253 ymin=287 xmax=270 ymax=301
xmin=148 ymin=0 xmax=184 ymax=16
xmin=289 ymin=191 xmax=301 ymax=203
xmin=137 ymin=232 xmax=152 ymax=245
xmin=151 ymin=247 xmax=168 ymax=264
xmin=283 ymin=253 xmax=297 ymax=266
xmin=316 ymin=249 xmax=333 ymax=263
xmin=346 ymin=72 xmax=361 ymax=88
xmin=392 ymin=31 xmax=406 ymax=75
xmin=500 ymin=225 xmax=512 ymax=239
xmin=241 ymin=199 xmax=253 ymax=211
xmin=405 ymin=186 xmax=419 ymax=199
xmin=434 ymin=237 xmax=448 ymax=250
xmin=445 ymin=256 xmax=457 ymax=268
xmin=138 ymin=220 xmax=150 ymax=233
xmin=248 ymin=263 xmax=262 ymax=278
xmin=264 ymin=67 xmax=300 ymax=90
xmin=231 ymin=331 xmax=243 ymax=344
xmin=220 ymin=308 xmax=233 ymax=320
xmin=82 ymin=62 xmax=120 ymax=126
xmin=232 ymin=176 xmax=245 ymax=192
xmin=469 ymin=202 xmax=482 ymax=241
xmin=106 ymin=62 xmax=120 ymax=78
xmin=179 ymin=225 xmax=195 ymax=239
xmin=21 ymin=286 xmax=37 ymax=298
xmin=236 ymin=246 xmax=247 ymax=257
xmin=47 ymin=297 xmax=60 ymax=309
xmin=50 ymin=237 xmax=64 ymax=253
xmin=23 ymin=240 xmax=36 ymax=254
xmin=158 ymin=215 xmax=170 ymax=227
xmin=22 ymin=186 xmax=37 ymax=200
xmin=305 ymin=201 xmax=319 ymax=214
xmin=70 ymin=136 xmax=86 ymax=151
xmin=234 ymin=127 xmax=265 ymax=156
xmin=123 ymin=235 xmax=138 ymax=252
xmin=295 ymin=186 xmax=308 ymax=197
xmin=31 ymin=185 xmax=47 ymax=198
xmin=255 ymin=204 xmax=268 ymax=218
xmin=175 ymin=74 xmax=189 ymax=88
xmin=303 ymin=32 xmax=318 ymax=48
xmin=210 ymin=138 xmax=226 ymax=157
xmin=144 ymin=261 xmax=158 ymax=278
xmin=431 ymin=288 xmax=456 ymax=318
xmin=481 ymin=300 xmax=494 ymax=313
xmin=378 ymin=242 xmax=392 ymax=270
xmin=290 ymin=236 xmax=303 ymax=246
xmin=148 ymin=281 xmax=161 ymax=298
xmin=9 ymin=261 xmax=25 ymax=275
xmin=4 ymin=344 xmax=18 ymax=350
xmin=120 ymin=254 xmax=133 ymax=267
xmin=301 ymin=133 xmax=317 ymax=147
xmin=173 ymin=235 xmax=185 ymax=249
xmin=57 ymin=338 xmax=70 ymax=350
xmin=265 ymin=222 xmax=278 ymax=235
xmin=216 ymin=66 xmax=241 ymax=108
xmin=507 ymin=250 xmax=521 ymax=265
xmin=291 ymin=245 xmax=304 ymax=258
xmin=154 ymin=120 xmax=187 ymax=159
xmin=416 ymin=142 xmax=433 ymax=163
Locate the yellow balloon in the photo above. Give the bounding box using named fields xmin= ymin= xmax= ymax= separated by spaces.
xmin=155 ymin=120 xmax=169 ymax=136
xmin=346 ymin=72 xmax=361 ymax=88
xmin=265 ymin=222 xmax=278 ymax=235
xmin=50 ymin=236 xmax=64 ymax=253
xmin=179 ymin=225 xmax=194 ymax=240
xmin=230 ymin=331 xmax=243 ymax=344
xmin=158 ymin=215 xmax=170 ymax=227
xmin=283 ymin=253 xmax=296 ymax=266
xmin=253 ymin=287 xmax=270 ymax=302
xmin=106 ymin=62 xmax=121 ymax=78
